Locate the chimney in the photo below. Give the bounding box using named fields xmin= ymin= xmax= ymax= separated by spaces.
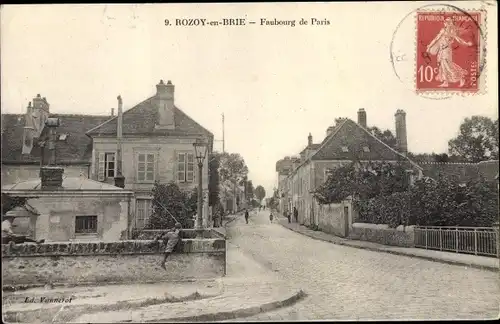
xmin=111 ymin=108 xmax=115 ymax=116
xmin=40 ymin=166 xmax=64 ymax=190
xmin=357 ymin=108 xmax=367 ymax=128
xmin=395 ymin=109 xmax=408 ymax=155
xmin=22 ymin=102 xmax=35 ymax=155
xmin=114 ymin=95 xmax=125 ymax=188
xmin=326 ymin=126 xmax=335 ymax=138
xmin=32 ymin=94 xmax=50 ymax=138
xmin=154 ymin=79 xmax=175 ymax=129
xmin=308 ymin=133 xmax=313 ymax=147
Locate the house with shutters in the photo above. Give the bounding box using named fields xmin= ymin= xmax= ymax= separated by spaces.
xmin=1 ymin=80 xmax=214 ymax=230
xmin=275 ymin=108 xmax=424 ymax=226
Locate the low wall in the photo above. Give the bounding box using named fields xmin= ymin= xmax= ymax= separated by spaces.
xmin=131 ymin=228 xmax=224 ymax=240
xmin=2 ymin=237 xmax=226 ymax=288
xmin=348 ymin=223 xmax=415 ymax=248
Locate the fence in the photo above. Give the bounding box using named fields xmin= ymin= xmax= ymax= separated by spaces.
xmin=414 ymin=226 xmax=498 ymax=257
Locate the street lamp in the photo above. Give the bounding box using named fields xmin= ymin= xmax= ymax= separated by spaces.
xmin=193 ymin=138 xmax=208 ymax=236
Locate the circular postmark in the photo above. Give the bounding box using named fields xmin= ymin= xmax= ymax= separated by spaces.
xmin=390 ymin=3 xmax=487 ymax=100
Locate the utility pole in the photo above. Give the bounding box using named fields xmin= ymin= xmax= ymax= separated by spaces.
xmin=222 ymin=113 xmax=225 ymax=153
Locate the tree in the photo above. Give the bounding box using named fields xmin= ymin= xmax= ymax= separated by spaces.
xmin=368 ymin=126 xmax=397 ymax=150
xmin=1 ymin=193 xmax=29 ymax=215
xmin=245 ymin=180 xmax=254 ymax=201
xmin=254 ymin=185 xmax=266 ymax=204
xmin=148 ymin=182 xmax=198 ymax=229
xmin=448 ymin=116 xmax=499 ymax=162
xmin=208 ymin=152 xmax=221 ymax=207
xmin=218 ymin=152 xmax=249 ymax=184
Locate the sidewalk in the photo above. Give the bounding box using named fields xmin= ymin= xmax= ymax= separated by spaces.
xmin=278 ymin=217 xmax=499 ymax=272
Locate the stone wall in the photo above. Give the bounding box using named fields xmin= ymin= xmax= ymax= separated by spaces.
xmin=131 ymin=229 xmax=224 ymax=240
xmin=1 ymin=165 xmax=89 ymax=187
xmin=349 ymin=223 xmax=415 ymax=247
xmin=2 ymin=238 xmax=226 ymax=287
xmin=315 ymin=200 xmax=353 ymax=238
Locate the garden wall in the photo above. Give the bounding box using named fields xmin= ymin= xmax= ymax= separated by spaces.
xmin=349 ymin=223 xmax=415 ymax=247
xmin=2 ymin=236 xmax=226 ymax=288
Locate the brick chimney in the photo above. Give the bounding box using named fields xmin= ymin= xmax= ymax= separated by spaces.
xmin=154 ymin=80 xmax=175 ymax=129
xmin=395 ymin=109 xmax=408 ymax=155
xmin=114 ymin=95 xmax=125 ymax=188
xmin=40 ymin=166 xmax=64 ymax=190
xmin=308 ymin=133 xmax=313 ymax=146
xmin=22 ymin=102 xmax=36 ymax=155
xmin=357 ymin=108 xmax=367 ymax=128
xmin=32 ymin=94 xmax=50 ymax=138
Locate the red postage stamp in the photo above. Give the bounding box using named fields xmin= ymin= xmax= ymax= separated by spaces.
xmin=416 ymin=11 xmax=483 ymax=93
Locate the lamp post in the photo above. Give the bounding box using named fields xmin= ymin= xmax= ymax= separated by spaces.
xmin=193 ymin=138 xmax=208 ymax=236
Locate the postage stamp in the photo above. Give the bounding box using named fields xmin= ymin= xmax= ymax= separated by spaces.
xmin=415 ymin=10 xmax=485 ymax=94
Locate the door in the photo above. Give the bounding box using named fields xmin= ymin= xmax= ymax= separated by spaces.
xmin=344 ymin=206 xmax=349 ymax=238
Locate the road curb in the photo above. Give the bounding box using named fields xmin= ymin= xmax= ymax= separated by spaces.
xmin=144 ymin=289 xmax=307 ymax=323
xmin=280 ymin=223 xmax=499 ymax=273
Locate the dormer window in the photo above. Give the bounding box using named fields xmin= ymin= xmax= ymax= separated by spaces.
xmin=363 ymin=146 xmax=370 ymax=152
xmin=341 ymin=146 xmax=349 ymax=152
xmin=58 ymin=134 xmax=68 ymax=141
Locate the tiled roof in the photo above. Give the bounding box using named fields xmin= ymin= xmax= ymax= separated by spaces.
xmin=417 ymin=162 xmax=479 ymax=183
xmin=86 ymin=96 xmax=213 ymax=139
xmin=1 ymin=114 xmax=111 ymax=164
xmin=2 ymin=175 xmax=127 ymax=191
xmin=311 ymin=119 xmax=416 ymax=164
xmin=417 ymin=160 xmax=499 ymax=183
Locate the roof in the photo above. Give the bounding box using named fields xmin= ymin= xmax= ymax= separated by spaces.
xmin=2 ymin=175 xmax=127 ymax=191
xmin=417 ymin=162 xmax=479 ymax=183
xmin=86 ymin=96 xmax=213 ymax=139
xmin=417 ymin=160 xmax=498 ymax=183
xmin=1 ymin=114 xmax=112 ymax=164
xmin=310 ymin=119 xmax=421 ymax=170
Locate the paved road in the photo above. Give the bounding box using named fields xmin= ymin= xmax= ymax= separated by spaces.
xmin=227 ymin=210 xmax=500 ymax=321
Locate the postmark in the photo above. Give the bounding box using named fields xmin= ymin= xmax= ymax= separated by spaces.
xmin=390 ymin=3 xmax=487 ymax=99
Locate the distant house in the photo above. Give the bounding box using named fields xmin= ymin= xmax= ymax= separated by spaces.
xmin=276 ymin=108 xmax=423 ymax=226
xmin=1 ymin=80 xmax=214 ymax=230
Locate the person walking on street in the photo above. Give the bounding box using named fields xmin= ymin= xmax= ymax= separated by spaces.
xmin=155 ymin=222 xmax=182 ymax=270
xmin=269 ymin=212 xmax=274 ymax=223
xmin=293 ymin=207 xmax=298 ymax=223
xmin=287 ymin=210 xmax=291 ymax=223
xmin=244 ymin=209 xmax=249 ymax=224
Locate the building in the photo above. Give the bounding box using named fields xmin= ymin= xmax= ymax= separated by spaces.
xmin=1 ymin=168 xmax=134 ymax=242
xmin=276 ymin=108 xmax=423 ymax=226
xmin=1 ymin=80 xmax=214 ymax=229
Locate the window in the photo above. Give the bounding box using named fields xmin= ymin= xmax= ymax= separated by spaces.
xmin=137 ymin=153 xmax=155 ymax=182
xmin=324 ymin=168 xmax=334 ymax=180
xmin=136 ymin=199 xmax=152 ymax=229
xmin=98 ymin=152 xmax=116 ymax=181
xmin=177 ymin=152 xmax=195 ymax=183
xmin=363 ymin=146 xmax=370 ymax=152
xmin=75 ymin=216 xmax=98 ymax=234
xmin=341 ymin=146 xmax=349 ymax=152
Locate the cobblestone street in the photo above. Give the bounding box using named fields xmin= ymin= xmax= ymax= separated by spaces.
xmin=227 ymin=210 xmax=500 ymax=321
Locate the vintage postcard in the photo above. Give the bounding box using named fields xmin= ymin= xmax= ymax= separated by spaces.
xmin=1 ymin=2 xmax=498 ymax=323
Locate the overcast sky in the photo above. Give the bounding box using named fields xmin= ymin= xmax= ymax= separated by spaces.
xmin=1 ymin=2 xmax=498 ymax=197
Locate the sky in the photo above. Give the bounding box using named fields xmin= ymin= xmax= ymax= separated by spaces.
xmin=1 ymin=2 xmax=498 ymax=197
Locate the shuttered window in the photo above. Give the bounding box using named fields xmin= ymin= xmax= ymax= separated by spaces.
xmin=75 ymin=216 xmax=98 ymax=234
xmin=97 ymin=152 xmax=116 ymax=181
xmin=177 ymin=152 xmax=195 ymax=183
xmin=137 ymin=153 xmax=155 ymax=182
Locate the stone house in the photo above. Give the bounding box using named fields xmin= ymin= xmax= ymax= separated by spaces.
xmin=2 ymin=169 xmax=134 ymax=242
xmin=276 ymin=109 xmax=423 ymax=226
xmin=1 ymin=80 xmax=214 ymax=230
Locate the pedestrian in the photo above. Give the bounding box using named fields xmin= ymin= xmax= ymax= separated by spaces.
xmin=2 ymin=215 xmax=44 ymax=245
xmin=287 ymin=211 xmax=291 ymax=223
xmin=269 ymin=212 xmax=274 ymax=223
xmin=293 ymin=207 xmax=298 ymax=223
xmin=244 ymin=209 xmax=249 ymax=224
xmin=155 ymin=222 xmax=182 ymax=270
xmin=259 ymin=206 xmax=261 ymax=212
